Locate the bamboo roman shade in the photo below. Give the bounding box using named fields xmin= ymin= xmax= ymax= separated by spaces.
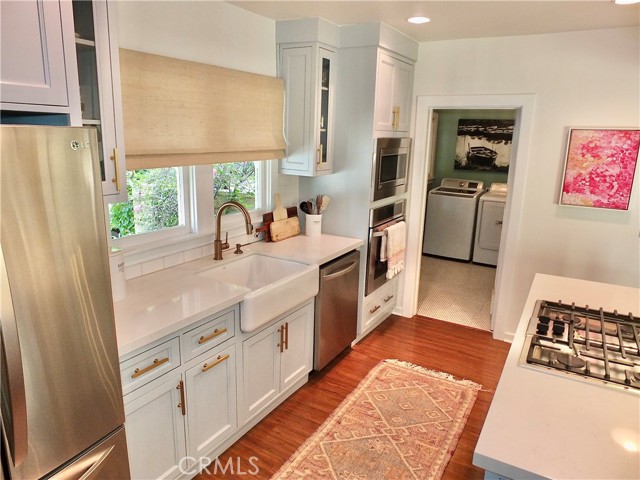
xmin=119 ymin=49 xmax=286 ymax=169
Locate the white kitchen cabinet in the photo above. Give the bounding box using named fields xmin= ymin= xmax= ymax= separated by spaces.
xmin=0 ymin=0 xmax=77 ymax=113
xmin=361 ymin=275 xmax=398 ymax=336
xmin=241 ymin=301 xmax=314 ymax=423
xmin=71 ymin=0 xmax=126 ymax=201
xmin=121 ymin=305 xmax=239 ymax=479
xmin=124 ymin=371 xmax=187 ymax=480
xmin=374 ymin=51 xmax=414 ymax=136
xmin=279 ymin=44 xmax=336 ymax=176
xmin=184 ymin=343 xmax=237 ymax=460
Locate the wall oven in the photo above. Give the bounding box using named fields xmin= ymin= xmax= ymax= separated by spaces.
xmin=366 ymin=199 xmax=405 ymax=296
xmin=372 ymin=137 xmax=411 ymax=201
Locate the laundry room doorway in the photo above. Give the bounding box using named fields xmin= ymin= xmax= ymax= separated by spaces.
xmin=400 ymin=94 xmax=536 ymax=341
xmin=419 ymin=109 xmax=515 ymax=331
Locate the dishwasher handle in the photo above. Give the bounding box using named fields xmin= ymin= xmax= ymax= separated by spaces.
xmin=322 ymin=259 xmax=359 ymax=280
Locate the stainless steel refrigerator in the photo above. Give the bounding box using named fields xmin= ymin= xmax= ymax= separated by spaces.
xmin=1 ymin=126 xmax=130 ymax=479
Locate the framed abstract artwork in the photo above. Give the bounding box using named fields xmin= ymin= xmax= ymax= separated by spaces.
xmin=559 ymin=128 xmax=640 ymax=210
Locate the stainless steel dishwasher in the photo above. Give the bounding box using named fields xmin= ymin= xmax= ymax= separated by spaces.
xmin=314 ymin=249 xmax=360 ymax=370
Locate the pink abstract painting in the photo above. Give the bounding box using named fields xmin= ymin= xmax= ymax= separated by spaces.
xmin=560 ymin=128 xmax=640 ymax=210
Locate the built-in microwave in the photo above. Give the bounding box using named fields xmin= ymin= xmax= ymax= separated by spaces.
xmin=372 ymin=137 xmax=411 ymax=201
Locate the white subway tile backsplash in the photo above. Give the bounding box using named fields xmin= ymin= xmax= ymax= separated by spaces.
xmin=202 ymin=243 xmax=214 ymax=257
xmin=184 ymin=247 xmax=203 ymax=263
xmin=141 ymin=258 xmax=164 ymax=276
xmin=125 ymin=262 xmax=142 ymax=280
xmin=163 ymin=252 xmax=185 ymax=268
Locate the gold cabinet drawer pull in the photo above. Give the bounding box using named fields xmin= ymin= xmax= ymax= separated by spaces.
xmin=198 ymin=327 xmax=227 ymax=345
xmin=202 ymin=354 xmax=230 ymax=373
xmin=369 ymin=304 xmax=381 ymax=314
xmin=131 ymin=357 xmax=169 ymax=379
xmin=383 ymin=294 xmax=394 ymax=303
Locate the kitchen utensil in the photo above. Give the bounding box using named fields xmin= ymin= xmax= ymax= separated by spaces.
xmin=270 ymin=216 xmax=300 ymax=241
xmin=273 ymin=193 xmax=287 ymax=221
xmin=300 ymin=202 xmax=310 ymax=214
xmin=316 ymin=194 xmax=323 ymax=214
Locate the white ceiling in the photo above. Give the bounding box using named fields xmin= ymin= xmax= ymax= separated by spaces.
xmin=229 ymin=1 xmax=640 ymax=43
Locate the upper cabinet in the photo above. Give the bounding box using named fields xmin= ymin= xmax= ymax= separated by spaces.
xmin=279 ymin=43 xmax=336 ymax=177
xmin=0 ymin=0 xmax=77 ymax=114
xmin=71 ymin=0 xmax=126 ymax=201
xmin=374 ymin=51 xmax=414 ymax=136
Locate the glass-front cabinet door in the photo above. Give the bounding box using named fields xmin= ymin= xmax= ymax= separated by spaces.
xmin=72 ymin=0 xmax=126 ymax=201
xmin=317 ymin=54 xmax=332 ymax=172
xmin=280 ymin=43 xmax=335 ymax=177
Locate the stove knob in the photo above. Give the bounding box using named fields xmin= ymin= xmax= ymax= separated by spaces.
xmin=536 ymin=322 xmax=549 ymax=335
xmin=552 ymin=321 xmax=565 ymax=335
xmin=539 ymin=307 xmax=551 ymax=323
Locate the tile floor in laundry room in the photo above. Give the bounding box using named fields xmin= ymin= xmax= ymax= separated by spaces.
xmin=417 ymin=255 xmax=496 ymax=331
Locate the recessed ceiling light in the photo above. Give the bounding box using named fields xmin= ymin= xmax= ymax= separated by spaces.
xmin=613 ymin=0 xmax=640 ymax=4
xmin=408 ymin=16 xmax=431 ymax=24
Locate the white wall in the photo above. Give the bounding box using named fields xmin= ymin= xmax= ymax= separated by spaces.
xmin=412 ymin=27 xmax=640 ymax=338
xmin=116 ymin=1 xmax=276 ymax=75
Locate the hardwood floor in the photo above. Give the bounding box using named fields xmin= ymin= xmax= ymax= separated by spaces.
xmin=197 ymin=314 xmax=511 ymax=480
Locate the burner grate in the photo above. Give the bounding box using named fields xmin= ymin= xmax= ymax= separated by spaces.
xmin=522 ymin=300 xmax=640 ymax=392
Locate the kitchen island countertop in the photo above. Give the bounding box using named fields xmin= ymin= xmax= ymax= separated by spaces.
xmin=114 ymin=234 xmax=363 ymax=357
xmin=474 ymin=273 xmax=640 ymax=480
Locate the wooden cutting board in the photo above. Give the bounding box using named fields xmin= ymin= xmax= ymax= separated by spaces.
xmin=270 ymin=217 xmax=300 ymax=242
xmin=273 ymin=193 xmax=287 ymax=221
xmin=260 ymin=206 xmax=298 ymax=241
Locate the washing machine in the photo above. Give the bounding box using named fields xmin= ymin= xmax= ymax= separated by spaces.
xmin=473 ymin=183 xmax=508 ymax=266
xmin=422 ymin=178 xmax=485 ymax=261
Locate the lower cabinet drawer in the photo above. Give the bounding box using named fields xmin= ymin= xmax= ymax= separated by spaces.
xmin=363 ymin=277 xmax=398 ymax=329
xmin=181 ymin=307 xmax=236 ymax=362
xmin=120 ymin=337 xmax=181 ymax=395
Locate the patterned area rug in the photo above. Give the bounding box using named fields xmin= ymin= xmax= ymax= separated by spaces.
xmin=272 ymin=359 xmax=481 ymax=480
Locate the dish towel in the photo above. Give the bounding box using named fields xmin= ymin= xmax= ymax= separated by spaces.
xmin=381 ymin=221 xmax=406 ymax=279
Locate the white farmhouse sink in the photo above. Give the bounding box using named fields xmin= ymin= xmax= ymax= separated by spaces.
xmin=198 ymin=254 xmax=319 ymax=333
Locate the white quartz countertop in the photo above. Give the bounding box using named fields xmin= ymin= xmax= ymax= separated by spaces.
xmin=114 ymin=234 xmax=363 ymax=357
xmin=249 ymin=233 xmax=363 ymax=265
xmin=474 ymin=274 xmax=640 ymax=480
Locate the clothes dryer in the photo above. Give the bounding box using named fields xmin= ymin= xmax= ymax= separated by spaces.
xmin=473 ymin=183 xmax=508 ymax=266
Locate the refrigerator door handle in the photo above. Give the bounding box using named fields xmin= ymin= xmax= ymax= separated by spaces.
xmin=0 ymin=244 xmax=28 ymax=466
xmin=50 ymin=444 xmax=115 ymax=480
xmin=77 ymin=445 xmax=114 ymax=480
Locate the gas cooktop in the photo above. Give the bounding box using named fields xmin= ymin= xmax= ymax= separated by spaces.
xmin=519 ymin=299 xmax=640 ymax=393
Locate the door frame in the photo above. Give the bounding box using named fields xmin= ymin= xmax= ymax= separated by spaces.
xmin=401 ymin=94 xmax=536 ymax=341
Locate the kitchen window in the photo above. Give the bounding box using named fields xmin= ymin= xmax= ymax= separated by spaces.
xmin=109 ymin=161 xmax=269 ymax=250
xmin=109 ymin=167 xmax=189 ymax=240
